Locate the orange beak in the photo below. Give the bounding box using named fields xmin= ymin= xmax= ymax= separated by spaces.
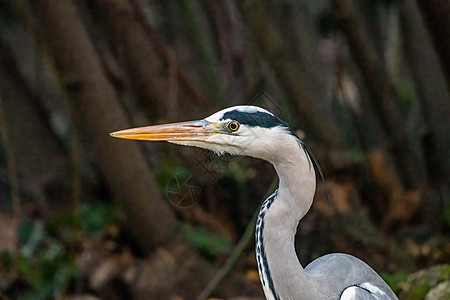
xmin=110 ymin=120 xmax=214 ymax=142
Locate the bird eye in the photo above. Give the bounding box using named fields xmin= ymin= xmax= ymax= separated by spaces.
xmin=228 ymin=121 xmax=240 ymax=132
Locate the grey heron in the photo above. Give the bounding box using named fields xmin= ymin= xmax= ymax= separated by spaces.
xmin=111 ymin=105 xmax=398 ymax=300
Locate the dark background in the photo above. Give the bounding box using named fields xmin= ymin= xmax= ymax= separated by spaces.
xmin=0 ymin=0 xmax=449 ymax=299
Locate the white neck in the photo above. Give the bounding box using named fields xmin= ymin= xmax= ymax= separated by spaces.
xmin=256 ymin=139 xmax=319 ymax=300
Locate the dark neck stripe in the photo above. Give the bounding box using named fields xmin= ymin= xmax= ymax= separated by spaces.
xmin=256 ymin=190 xmax=280 ymax=300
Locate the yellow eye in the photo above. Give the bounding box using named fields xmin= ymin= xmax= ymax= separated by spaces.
xmin=228 ymin=121 xmax=240 ymax=132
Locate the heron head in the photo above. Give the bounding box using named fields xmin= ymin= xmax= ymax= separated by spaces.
xmin=110 ymin=106 xmax=299 ymax=163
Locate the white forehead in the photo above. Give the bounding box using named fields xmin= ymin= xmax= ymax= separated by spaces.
xmin=205 ymin=105 xmax=274 ymax=122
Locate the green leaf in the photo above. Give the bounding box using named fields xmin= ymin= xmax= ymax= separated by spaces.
xmin=180 ymin=223 xmax=231 ymax=258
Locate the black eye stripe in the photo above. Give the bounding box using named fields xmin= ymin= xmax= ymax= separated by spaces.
xmin=220 ymin=110 xmax=297 ymax=137
xmin=221 ymin=110 xmax=289 ymax=129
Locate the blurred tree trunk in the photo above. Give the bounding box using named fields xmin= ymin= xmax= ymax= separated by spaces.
xmin=279 ymin=1 xmax=332 ymax=119
xmin=85 ymin=0 xmax=215 ymax=121
xmin=179 ymin=0 xmax=225 ymax=105
xmin=0 ymin=37 xmax=73 ymax=217
xmin=358 ymin=1 xmax=388 ymax=61
xmin=238 ymin=0 xmax=342 ymax=148
xmin=132 ymin=7 xmax=215 ymax=115
xmin=27 ymin=0 xmax=177 ymax=251
xmin=331 ymin=0 xmax=426 ymax=190
xmin=87 ymin=0 xmax=171 ymax=120
xmin=416 ymin=0 xmax=450 ymax=84
xmin=400 ymin=0 xmax=450 ymax=185
xmin=204 ymin=1 xmax=251 ymax=104
xmin=336 ymin=59 xmax=417 ymax=229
